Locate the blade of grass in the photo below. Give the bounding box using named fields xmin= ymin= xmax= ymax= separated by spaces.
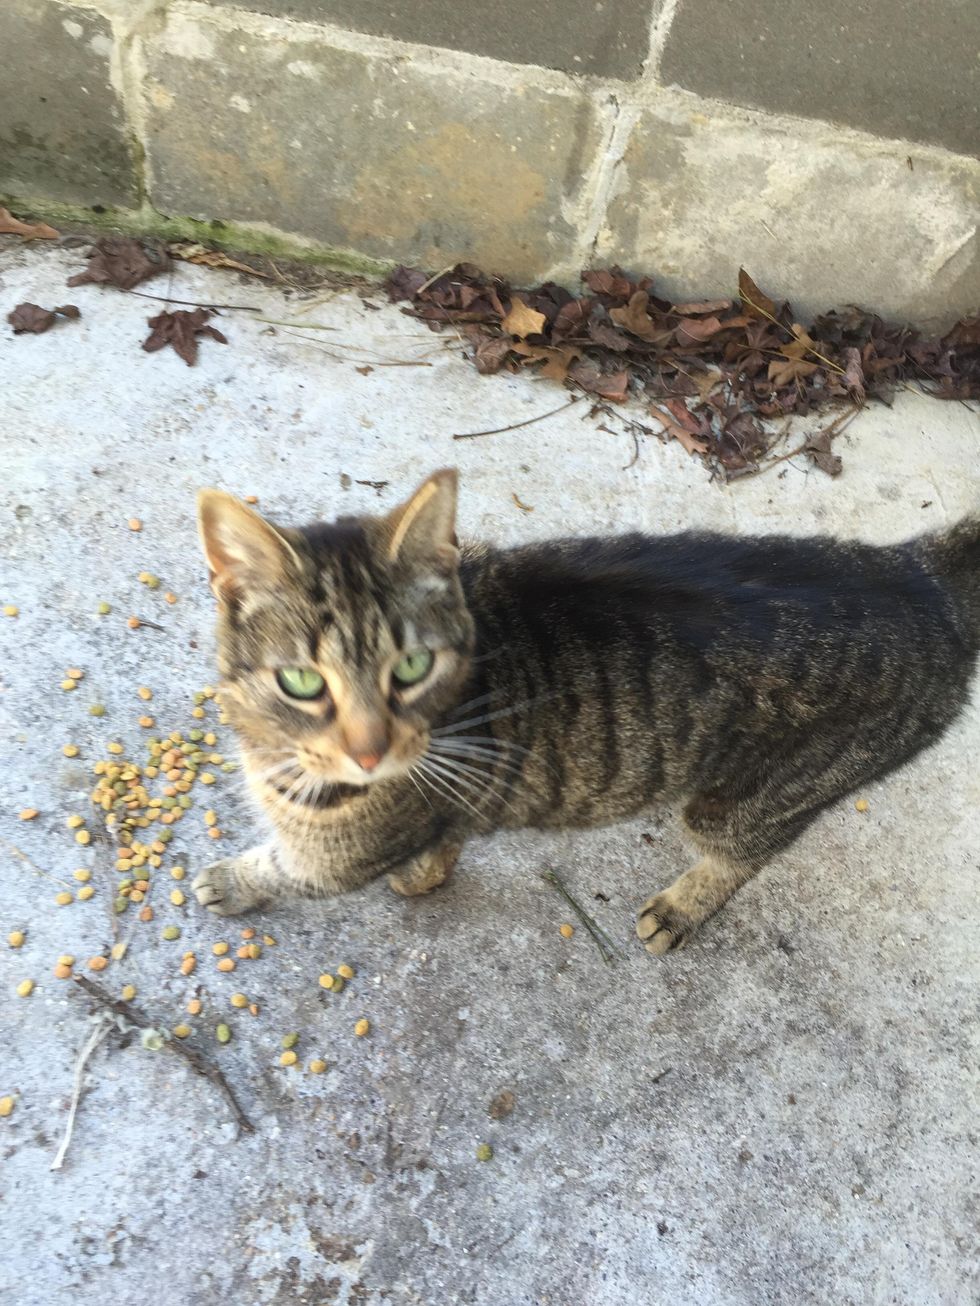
xmin=541 ymin=869 xmax=618 ymax=964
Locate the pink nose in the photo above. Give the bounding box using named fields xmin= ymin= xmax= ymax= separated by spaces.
xmin=352 ymin=751 xmax=384 ymax=772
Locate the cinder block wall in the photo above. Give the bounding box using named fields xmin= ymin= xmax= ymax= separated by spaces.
xmin=2 ymin=0 xmax=978 ymax=326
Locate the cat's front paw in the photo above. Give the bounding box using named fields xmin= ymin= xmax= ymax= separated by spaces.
xmin=635 ymin=890 xmax=693 ymax=956
xmin=193 ymin=857 xmax=270 ymax=916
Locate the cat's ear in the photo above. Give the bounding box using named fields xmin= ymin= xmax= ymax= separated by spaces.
xmin=197 ymin=489 xmax=299 ymax=603
xmin=385 ymin=469 xmax=459 ymax=574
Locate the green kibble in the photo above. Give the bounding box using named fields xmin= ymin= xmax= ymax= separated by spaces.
xmin=216 ymin=1023 xmax=231 ymax=1044
xmin=221 ymin=762 xmax=238 ymax=773
xmin=145 ymin=575 xmax=160 ymax=589
xmin=114 ymin=896 xmax=129 ymax=913
xmin=476 ymin=1143 xmax=493 ymax=1162
xmin=162 ymin=925 xmax=180 ymax=941
xmin=281 ymin=1031 xmax=299 ymax=1050
xmin=118 ymin=878 xmax=133 ymax=890
xmin=188 ymin=729 xmax=204 ymax=742
xmin=331 ymin=977 xmax=344 ymax=995
xmin=97 ymin=602 xmax=112 ymax=616
xmin=161 ymin=797 xmax=177 ymax=810
xmin=157 ymin=829 xmax=173 ymax=843
xmin=88 ymin=703 xmax=106 ymax=717
xmin=193 ymin=692 xmax=206 ymax=705
xmin=177 ymin=795 xmax=193 ymax=809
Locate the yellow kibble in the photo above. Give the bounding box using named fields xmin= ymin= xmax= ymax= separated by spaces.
xmin=60 ymin=678 xmax=77 ymax=691
xmin=137 ymin=686 xmax=153 ymax=701
xmin=203 ymin=685 xmax=216 ymax=698
xmin=73 ymin=867 xmax=91 ymax=882
xmin=74 ymin=830 xmax=91 ymax=846
xmin=55 ymin=891 xmax=72 ymax=906
xmin=280 ymin=1050 xmax=298 ymax=1067
xmin=559 ymin=923 xmax=574 ymax=939
xmin=0 ymin=1096 xmax=15 ymax=1116
xmin=128 ymin=517 xmax=142 ymax=532
xmin=3 ymin=605 xmax=18 ymax=618
xmin=66 ymin=814 xmax=84 ymax=829
xmin=107 ymin=742 xmax=124 ymax=755
xmin=246 ymin=943 xmax=261 ymax=960
xmin=121 ymin=984 xmax=136 ymax=1001
xmin=204 ymin=809 xmax=217 ymax=826
xmin=7 ymin=931 xmax=25 ymax=948
xmin=18 ymin=808 xmax=38 ymax=821
xmin=77 ymin=885 xmax=95 ymax=901
xmin=87 ymin=956 xmax=108 ymax=972
xmin=191 ymin=706 xmax=205 ymax=720
xmin=217 ymin=958 xmax=236 ymax=973
xmin=199 ymin=772 xmax=215 ymax=785
xmin=110 ymin=942 xmax=127 ymax=961
xmin=170 ymin=889 xmax=185 ymax=906
xmin=62 ymin=744 xmax=79 ymax=758
xmin=203 ymin=732 xmax=217 ymax=746
xmin=308 ymin=1059 xmax=327 ymax=1074
xmin=855 ymin=798 xmax=870 ymax=813
xmin=337 ymin=964 xmax=355 ymax=981
xmin=129 ymin=889 xmax=144 ymax=904
xmin=230 ymin=992 xmax=248 ymax=1009
xmin=263 ymin=935 xmax=276 ymax=947
xmin=318 ymin=973 xmax=335 ymax=990
xmin=170 ymin=866 xmax=186 ymax=880
xmin=16 ymin=979 xmax=34 ymax=997
xmin=173 ymin=1024 xmax=191 ymax=1039
xmin=354 ymin=1019 xmax=370 ymax=1038
xmin=212 ymin=941 xmax=229 ymax=956
xmin=187 ymin=998 xmax=202 ymax=1016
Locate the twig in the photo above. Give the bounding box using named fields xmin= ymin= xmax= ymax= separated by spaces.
xmin=123 ymin=288 xmax=261 ymax=312
xmin=72 ymin=975 xmax=255 ymax=1135
xmin=51 ymin=1014 xmax=114 ymax=1170
xmin=453 ymin=395 xmax=580 ymax=440
xmin=728 ymin=404 xmax=860 ymax=482
xmin=415 ymin=264 xmax=455 ymax=296
xmin=541 ymin=869 xmax=618 ymax=964
xmin=6 ymin=842 xmax=73 ymax=888
xmin=275 ymin=327 xmax=434 ymax=367
xmin=740 ymin=290 xmax=846 ymax=376
xmin=134 ymin=618 xmax=166 ymax=632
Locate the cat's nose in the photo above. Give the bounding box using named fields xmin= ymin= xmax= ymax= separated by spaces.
xmin=351 ymin=750 xmax=384 ymax=772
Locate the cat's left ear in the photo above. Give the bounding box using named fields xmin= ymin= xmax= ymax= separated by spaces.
xmin=197 ymin=489 xmax=299 ymax=603
xmin=385 ymin=469 xmax=459 ymax=574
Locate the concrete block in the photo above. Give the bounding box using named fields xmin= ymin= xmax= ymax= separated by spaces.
xmin=0 ymin=0 xmax=137 ymax=207
xmin=598 ymin=97 xmax=980 ymax=329
xmin=142 ymin=9 xmax=607 ymax=281
xmin=210 ymin=0 xmax=660 ymax=78
xmin=661 ymin=0 xmax=980 ymax=159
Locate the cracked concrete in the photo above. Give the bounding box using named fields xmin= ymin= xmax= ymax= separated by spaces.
xmin=1 ymin=242 xmax=979 ymax=1306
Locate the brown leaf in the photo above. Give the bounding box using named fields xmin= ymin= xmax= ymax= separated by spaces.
xmin=386 ymin=265 xmax=428 ymax=302
xmin=142 ymin=308 xmax=227 ymax=367
xmin=587 ymin=315 xmax=632 ymax=352
xmin=502 ymin=295 xmax=547 ymax=339
xmin=609 ymin=290 xmax=659 ymax=342
xmin=804 ymin=427 xmax=843 ymax=477
xmin=53 ymin=304 xmax=81 ymax=319
xmin=471 ymin=333 xmax=514 ymax=375
xmin=767 ymin=356 xmax=820 ymax=389
xmin=8 ymin=303 xmax=56 ymax=334
xmin=168 ymin=242 xmax=270 ymax=278
xmin=488 ymin=1089 xmax=516 ymax=1120
xmin=738 ymin=269 xmax=777 ymax=321
xmin=674 ymin=316 xmax=724 ymax=346
xmin=582 ymin=269 xmax=633 ymax=299
xmin=0 ymin=207 xmax=59 ymax=240
xmin=568 ymin=359 xmax=630 ymax=402
xmin=551 ymin=297 xmax=592 ymax=340
xmin=842 ymin=346 xmax=866 ymax=399
xmin=651 ymin=405 xmax=709 ymax=456
xmin=671 ymin=298 xmax=733 ymax=315
xmin=68 ymin=237 xmax=169 ymax=290
xmin=512 ymin=340 xmax=581 ymax=382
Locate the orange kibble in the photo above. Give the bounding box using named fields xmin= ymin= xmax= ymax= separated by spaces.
xmin=137 ymin=687 xmax=153 ymax=701
xmin=216 ymin=957 xmax=236 ymax=973
xmin=164 ymin=592 xmax=177 ymax=604
xmin=139 ymin=905 xmax=154 ymax=922
xmin=138 ymin=716 xmax=154 ymax=728
xmin=128 ymin=517 xmax=142 ymax=532
xmin=244 ymin=494 xmax=259 ymax=504
xmin=246 ymin=943 xmax=261 ymax=960
xmin=18 ymin=808 xmax=38 ymax=821
xmin=212 ymin=941 xmax=229 ymax=956
xmin=87 ymin=956 xmax=108 ymax=972
xmin=236 ymin=945 xmax=249 ymax=959
xmin=559 ymin=923 xmax=574 ymax=939
xmin=180 ymin=954 xmax=196 ymax=975
xmin=187 ymin=998 xmax=202 ymax=1016
xmin=127 ymin=616 xmax=141 ymax=629
xmin=248 ymin=1003 xmax=260 ymax=1017
xmin=53 ymin=963 xmax=73 ymax=980
xmin=240 ymin=927 xmax=255 ymax=940
xmin=66 ymin=668 xmax=84 ymax=680
xmin=134 ymin=879 xmax=150 ymax=892
xmin=207 ymin=828 xmax=222 ymax=840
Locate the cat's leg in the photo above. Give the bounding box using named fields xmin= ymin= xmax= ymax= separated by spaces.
xmin=388 ymin=841 xmax=462 ymax=897
xmin=193 ymin=842 xmax=284 ymax=916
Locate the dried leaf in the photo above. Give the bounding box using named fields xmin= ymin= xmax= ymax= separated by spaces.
xmin=569 ymin=359 xmax=629 ymax=402
xmin=651 ymin=405 xmax=709 ymax=456
xmin=0 ymin=207 xmax=59 ymax=240
xmin=488 ymin=1089 xmax=516 ymax=1119
xmin=8 ymin=303 xmax=55 ymax=334
xmin=587 ymin=314 xmax=632 ymax=352
xmin=609 ymin=291 xmax=659 ymax=342
xmin=674 ymin=316 xmax=724 ymax=346
xmin=672 ymin=298 xmax=733 ymax=315
xmin=168 ymin=241 xmax=270 ymax=278
xmin=582 ymin=268 xmax=633 ymax=299
xmin=69 ymin=237 xmax=169 ymax=290
xmin=142 ymin=308 xmax=227 ymax=367
xmin=471 ymin=333 xmax=514 ymax=375
xmin=387 ymin=265 xmax=429 ymax=302
xmin=54 ymin=304 xmax=81 ymax=319
xmin=804 ymin=427 xmax=843 ymax=476
xmin=502 ymin=295 xmax=547 ymax=339
xmin=842 ymin=346 xmax=866 ymax=399
xmin=739 ymin=269 xmax=777 ymax=321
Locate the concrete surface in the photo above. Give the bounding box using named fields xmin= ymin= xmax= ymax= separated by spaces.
xmin=1 ymin=241 xmax=979 ymax=1306
xmin=662 ymin=0 xmax=980 ymax=159
xmin=3 ymin=0 xmax=979 ymax=322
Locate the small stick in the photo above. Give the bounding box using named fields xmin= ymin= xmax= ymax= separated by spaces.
xmin=6 ymin=842 xmax=74 ymax=888
xmin=51 ymin=1014 xmax=114 ymax=1170
xmin=123 ymin=288 xmax=261 ymax=312
xmin=454 ymin=395 xmax=580 ymax=440
xmin=541 ymin=869 xmax=618 ymax=964
xmin=72 ymin=975 xmax=255 ymax=1135
xmin=414 ymin=264 xmax=456 ymax=296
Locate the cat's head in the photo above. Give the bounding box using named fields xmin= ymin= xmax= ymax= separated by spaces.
xmin=197 ymin=470 xmax=474 ymax=790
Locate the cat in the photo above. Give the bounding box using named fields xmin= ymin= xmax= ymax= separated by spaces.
xmin=192 ymin=469 xmax=979 ymax=955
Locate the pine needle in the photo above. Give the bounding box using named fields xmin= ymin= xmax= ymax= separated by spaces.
xmin=541 ymin=869 xmax=618 ymax=964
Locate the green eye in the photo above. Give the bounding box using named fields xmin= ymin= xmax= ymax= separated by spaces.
xmin=276 ymin=667 xmax=326 ymax=700
xmin=392 ymin=648 xmax=434 ymax=687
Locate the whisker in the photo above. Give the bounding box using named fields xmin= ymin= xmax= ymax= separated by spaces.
xmin=432 ymin=693 xmax=557 ymax=737
xmin=424 ymin=753 xmax=522 ymax=816
xmin=415 ymin=759 xmax=487 ymax=822
xmin=428 ymin=742 xmax=526 ymax=778
xmin=407 ymin=767 xmax=434 ymax=811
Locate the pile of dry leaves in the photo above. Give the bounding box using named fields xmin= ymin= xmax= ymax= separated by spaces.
xmin=388 ymin=263 xmax=980 ymax=476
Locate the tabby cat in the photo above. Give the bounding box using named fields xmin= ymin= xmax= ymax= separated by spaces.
xmin=192 ymin=470 xmax=979 ymax=955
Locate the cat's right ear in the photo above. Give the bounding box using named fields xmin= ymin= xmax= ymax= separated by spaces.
xmin=197 ymin=489 xmax=299 ymax=604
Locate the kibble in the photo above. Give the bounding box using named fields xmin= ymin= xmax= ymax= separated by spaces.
xmin=212 ymin=941 xmax=229 ymax=956
xmin=164 ymin=592 xmax=177 ymax=604
xmin=3 ymin=605 xmax=18 ymax=618
xmin=97 ymin=601 xmax=112 ymax=616
xmin=121 ymin=984 xmax=137 ymax=1001
xmin=88 ymin=703 xmax=106 ymax=717
xmin=18 ymin=808 xmax=38 ymax=821
xmin=7 ymin=931 xmax=25 ymax=948
xmin=62 ymin=744 xmax=79 ymax=758
xmin=855 ymin=798 xmax=870 ymax=812
xmin=55 ymin=891 xmax=73 ymax=906
xmin=127 ymin=616 xmax=141 ymax=630
xmin=170 ymin=866 xmax=186 ymax=880
xmin=60 ymin=678 xmax=77 ymax=691
xmin=138 ymin=687 xmax=153 ymax=701
xmin=279 ymin=1050 xmax=298 ymax=1067
xmin=170 ymin=889 xmax=185 ymax=906
xmin=281 ymin=1032 xmax=299 ymax=1050
xmin=53 ymin=963 xmax=72 ymax=980
xmin=0 ymin=1096 xmax=15 ymax=1117
xmin=16 ymin=979 xmax=34 ymax=998
xmin=559 ymin=923 xmax=574 ymax=939
xmin=111 ymin=942 xmax=128 ymax=961
xmin=230 ymin=993 xmax=248 ymax=1009
xmin=318 ymin=974 xmax=335 ymax=990
xmin=77 ymin=885 xmax=95 ymax=901
xmin=216 ymin=957 xmax=236 ymax=973
xmin=128 ymin=517 xmax=142 ymax=532
xmin=187 ymin=999 xmax=202 ymax=1016
xmin=308 ymin=1059 xmax=327 ymax=1074
xmin=337 ymin=964 xmax=355 ymax=981
xmin=162 ymin=925 xmax=181 ymax=941
xmin=73 ymin=868 xmax=91 ymax=882
xmin=215 ymin=1023 xmax=231 ymax=1044
xmin=66 ymin=815 xmax=84 ymax=829
xmin=87 ymin=956 xmax=108 ymax=972
xmin=74 ymin=830 xmax=91 ymax=846
xmin=180 ymin=954 xmax=196 ymax=975
xmin=476 ymin=1143 xmax=493 ymax=1162
xmin=354 ymin=1019 xmax=370 ymax=1038
xmin=173 ymin=1024 xmax=191 ymax=1039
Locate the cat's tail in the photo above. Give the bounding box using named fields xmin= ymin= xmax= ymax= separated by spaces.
xmin=925 ymin=515 xmax=980 ymax=638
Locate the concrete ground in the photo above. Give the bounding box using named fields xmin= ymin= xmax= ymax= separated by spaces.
xmin=1 ymin=241 xmax=978 ymax=1306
